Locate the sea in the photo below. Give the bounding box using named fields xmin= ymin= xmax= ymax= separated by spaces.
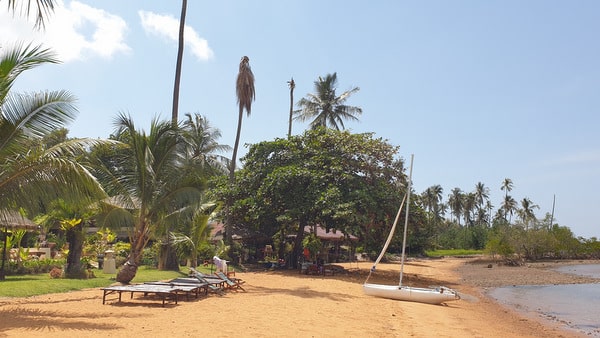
xmin=488 ymin=264 xmax=600 ymax=337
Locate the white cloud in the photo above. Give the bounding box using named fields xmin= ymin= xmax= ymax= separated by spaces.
xmin=0 ymin=1 xmax=130 ymax=62
xmin=139 ymin=10 xmax=214 ymax=61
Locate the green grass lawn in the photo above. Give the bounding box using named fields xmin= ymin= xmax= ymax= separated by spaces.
xmin=0 ymin=265 xmax=215 ymax=298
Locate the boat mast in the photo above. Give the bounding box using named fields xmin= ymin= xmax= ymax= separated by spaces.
xmin=399 ymin=154 xmax=414 ymax=287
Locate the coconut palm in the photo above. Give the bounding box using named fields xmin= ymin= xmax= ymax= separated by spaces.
xmin=501 ymin=178 xmax=514 ymax=221
xmin=96 ymin=114 xmax=203 ymax=283
xmin=294 ymin=72 xmax=362 ymax=131
xmin=0 ymin=43 xmax=107 ymax=279
xmin=517 ymin=197 xmax=539 ymax=229
xmin=230 ymin=56 xmax=255 ymax=181
xmin=447 ymin=188 xmax=464 ymax=226
xmin=474 ymin=182 xmax=489 ymax=225
xmin=171 ymin=0 xmax=187 ymax=124
xmin=180 ymin=112 xmax=231 ymax=176
xmin=5 ymin=0 xmax=56 ymax=29
xmin=501 ymin=195 xmax=517 ymax=224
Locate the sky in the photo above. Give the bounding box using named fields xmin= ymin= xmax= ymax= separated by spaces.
xmin=2 ymin=1 xmax=599 ymax=238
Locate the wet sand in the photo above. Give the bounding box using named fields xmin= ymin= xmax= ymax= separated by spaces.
xmin=0 ymin=257 xmax=596 ymax=337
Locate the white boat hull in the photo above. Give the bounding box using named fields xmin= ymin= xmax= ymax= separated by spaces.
xmin=363 ymin=283 xmax=460 ymax=305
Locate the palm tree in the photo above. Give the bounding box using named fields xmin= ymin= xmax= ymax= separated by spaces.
xmin=171 ymin=0 xmax=187 ymax=124
xmin=230 ymin=56 xmax=255 ymax=181
xmin=517 ymin=197 xmax=539 ymax=229
xmin=97 ymin=114 xmax=203 ymax=283
xmin=5 ymin=0 xmax=56 ymax=29
xmin=180 ymin=112 xmax=231 ymax=176
xmin=448 ymin=188 xmax=464 ymax=226
xmin=501 ymin=178 xmax=514 ymax=221
xmin=0 ymin=43 xmax=107 ymax=279
xmin=501 ymin=195 xmax=517 ymax=224
xmin=287 ymin=77 xmax=295 ymax=138
xmin=294 ymin=72 xmax=362 ymax=130
xmin=474 ymin=182 xmax=489 ymax=225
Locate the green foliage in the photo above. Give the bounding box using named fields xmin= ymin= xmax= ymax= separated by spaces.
xmin=141 ymin=242 xmax=160 ymax=267
xmin=212 ymin=128 xmax=410 ymax=263
xmin=302 ymin=233 xmax=322 ymax=260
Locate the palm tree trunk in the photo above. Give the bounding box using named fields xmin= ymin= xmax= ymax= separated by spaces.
xmin=64 ymin=224 xmax=84 ymax=278
xmin=230 ymin=107 xmax=244 ymax=182
xmin=171 ymin=0 xmax=187 ymax=124
xmin=116 ymin=223 xmax=149 ymax=283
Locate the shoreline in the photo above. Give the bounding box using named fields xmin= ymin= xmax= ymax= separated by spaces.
xmin=0 ymin=257 xmax=597 ymax=337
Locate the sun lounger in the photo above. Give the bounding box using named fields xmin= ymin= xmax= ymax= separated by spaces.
xmin=144 ymin=281 xmax=208 ymax=299
xmin=102 ymin=284 xmax=183 ymax=306
xmin=170 ymin=277 xmax=225 ymax=295
xmin=215 ymin=271 xmax=246 ymax=292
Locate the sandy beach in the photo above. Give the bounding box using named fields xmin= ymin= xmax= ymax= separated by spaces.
xmin=0 ymin=257 xmax=597 ymax=338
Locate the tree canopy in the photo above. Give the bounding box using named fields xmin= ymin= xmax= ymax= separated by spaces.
xmin=211 ymin=128 xmax=427 ymax=265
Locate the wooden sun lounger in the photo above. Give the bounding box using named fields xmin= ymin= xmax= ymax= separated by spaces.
xmin=215 ymin=272 xmax=246 ymax=292
xmin=170 ymin=277 xmax=225 ymax=295
xmin=102 ymin=284 xmax=188 ymax=306
xmin=144 ymin=281 xmax=209 ymax=299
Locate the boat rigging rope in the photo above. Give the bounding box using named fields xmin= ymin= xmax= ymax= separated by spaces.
xmin=363 ymin=192 xmax=407 ymax=284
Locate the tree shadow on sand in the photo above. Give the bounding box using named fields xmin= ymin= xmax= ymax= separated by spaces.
xmin=0 ymin=307 xmax=136 ymax=332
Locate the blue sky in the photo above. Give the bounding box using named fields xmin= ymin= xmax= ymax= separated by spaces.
xmin=2 ymin=1 xmax=599 ymax=238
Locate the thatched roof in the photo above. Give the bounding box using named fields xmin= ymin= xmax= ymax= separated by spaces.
xmin=0 ymin=211 xmax=39 ymax=231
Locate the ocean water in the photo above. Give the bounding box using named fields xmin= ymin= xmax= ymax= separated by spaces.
xmin=488 ymin=264 xmax=600 ymax=337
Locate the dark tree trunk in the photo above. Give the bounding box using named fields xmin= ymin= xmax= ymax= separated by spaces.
xmin=171 ymin=0 xmax=187 ymax=124
xmin=64 ymin=224 xmax=84 ymax=278
xmin=292 ymin=219 xmax=307 ymax=269
xmin=158 ymin=242 xmax=180 ymax=271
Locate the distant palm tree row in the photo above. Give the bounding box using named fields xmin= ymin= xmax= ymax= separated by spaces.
xmin=419 ymin=178 xmax=541 ymax=229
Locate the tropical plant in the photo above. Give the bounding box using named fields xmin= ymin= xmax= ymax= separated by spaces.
xmin=180 ymin=112 xmax=230 ymax=177
xmin=5 ymin=0 xmax=56 ymax=29
xmin=230 ymin=55 xmax=255 ymax=181
xmin=517 ymin=197 xmax=539 ymax=230
xmin=170 ymin=201 xmax=217 ymax=267
xmin=447 ymin=188 xmax=464 ymax=226
xmin=501 ymin=178 xmax=513 ymax=221
xmin=294 ymin=72 xmax=362 ymax=131
xmin=0 ymin=43 xmax=108 ymax=279
xmin=93 ymin=114 xmax=203 ymax=283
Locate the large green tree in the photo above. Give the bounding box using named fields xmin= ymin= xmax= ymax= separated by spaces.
xmin=294 ymin=72 xmax=362 ymax=131
xmin=213 ymin=128 xmax=421 ymax=266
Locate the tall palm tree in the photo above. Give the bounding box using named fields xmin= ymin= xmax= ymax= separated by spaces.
xmin=96 ymin=114 xmax=203 ymax=283
xmin=448 ymin=188 xmax=464 ymax=226
xmin=287 ymin=77 xmax=295 ymax=138
xmin=5 ymin=0 xmax=56 ymax=29
xmin=171 ymin=0 xmax=187 ymax=125
xmin=501 ymin=195 xmax=517 ymax=224
xmin=517 ymin=197 xmax=539 ymax=229
xmin=181 ymin=112 xmax=231 ymax=176
xmin=230 ymin=56 xmax=255 ymax=181
xmin=0 ymin=43 xmax=107 ymax=279
xmin=474 ymin=182 xmax=489 ymax=225
xmin=294 ymin=72 xmax=362 ymax=130
xmin=501 ymin=178 xmax=514 ymax=221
